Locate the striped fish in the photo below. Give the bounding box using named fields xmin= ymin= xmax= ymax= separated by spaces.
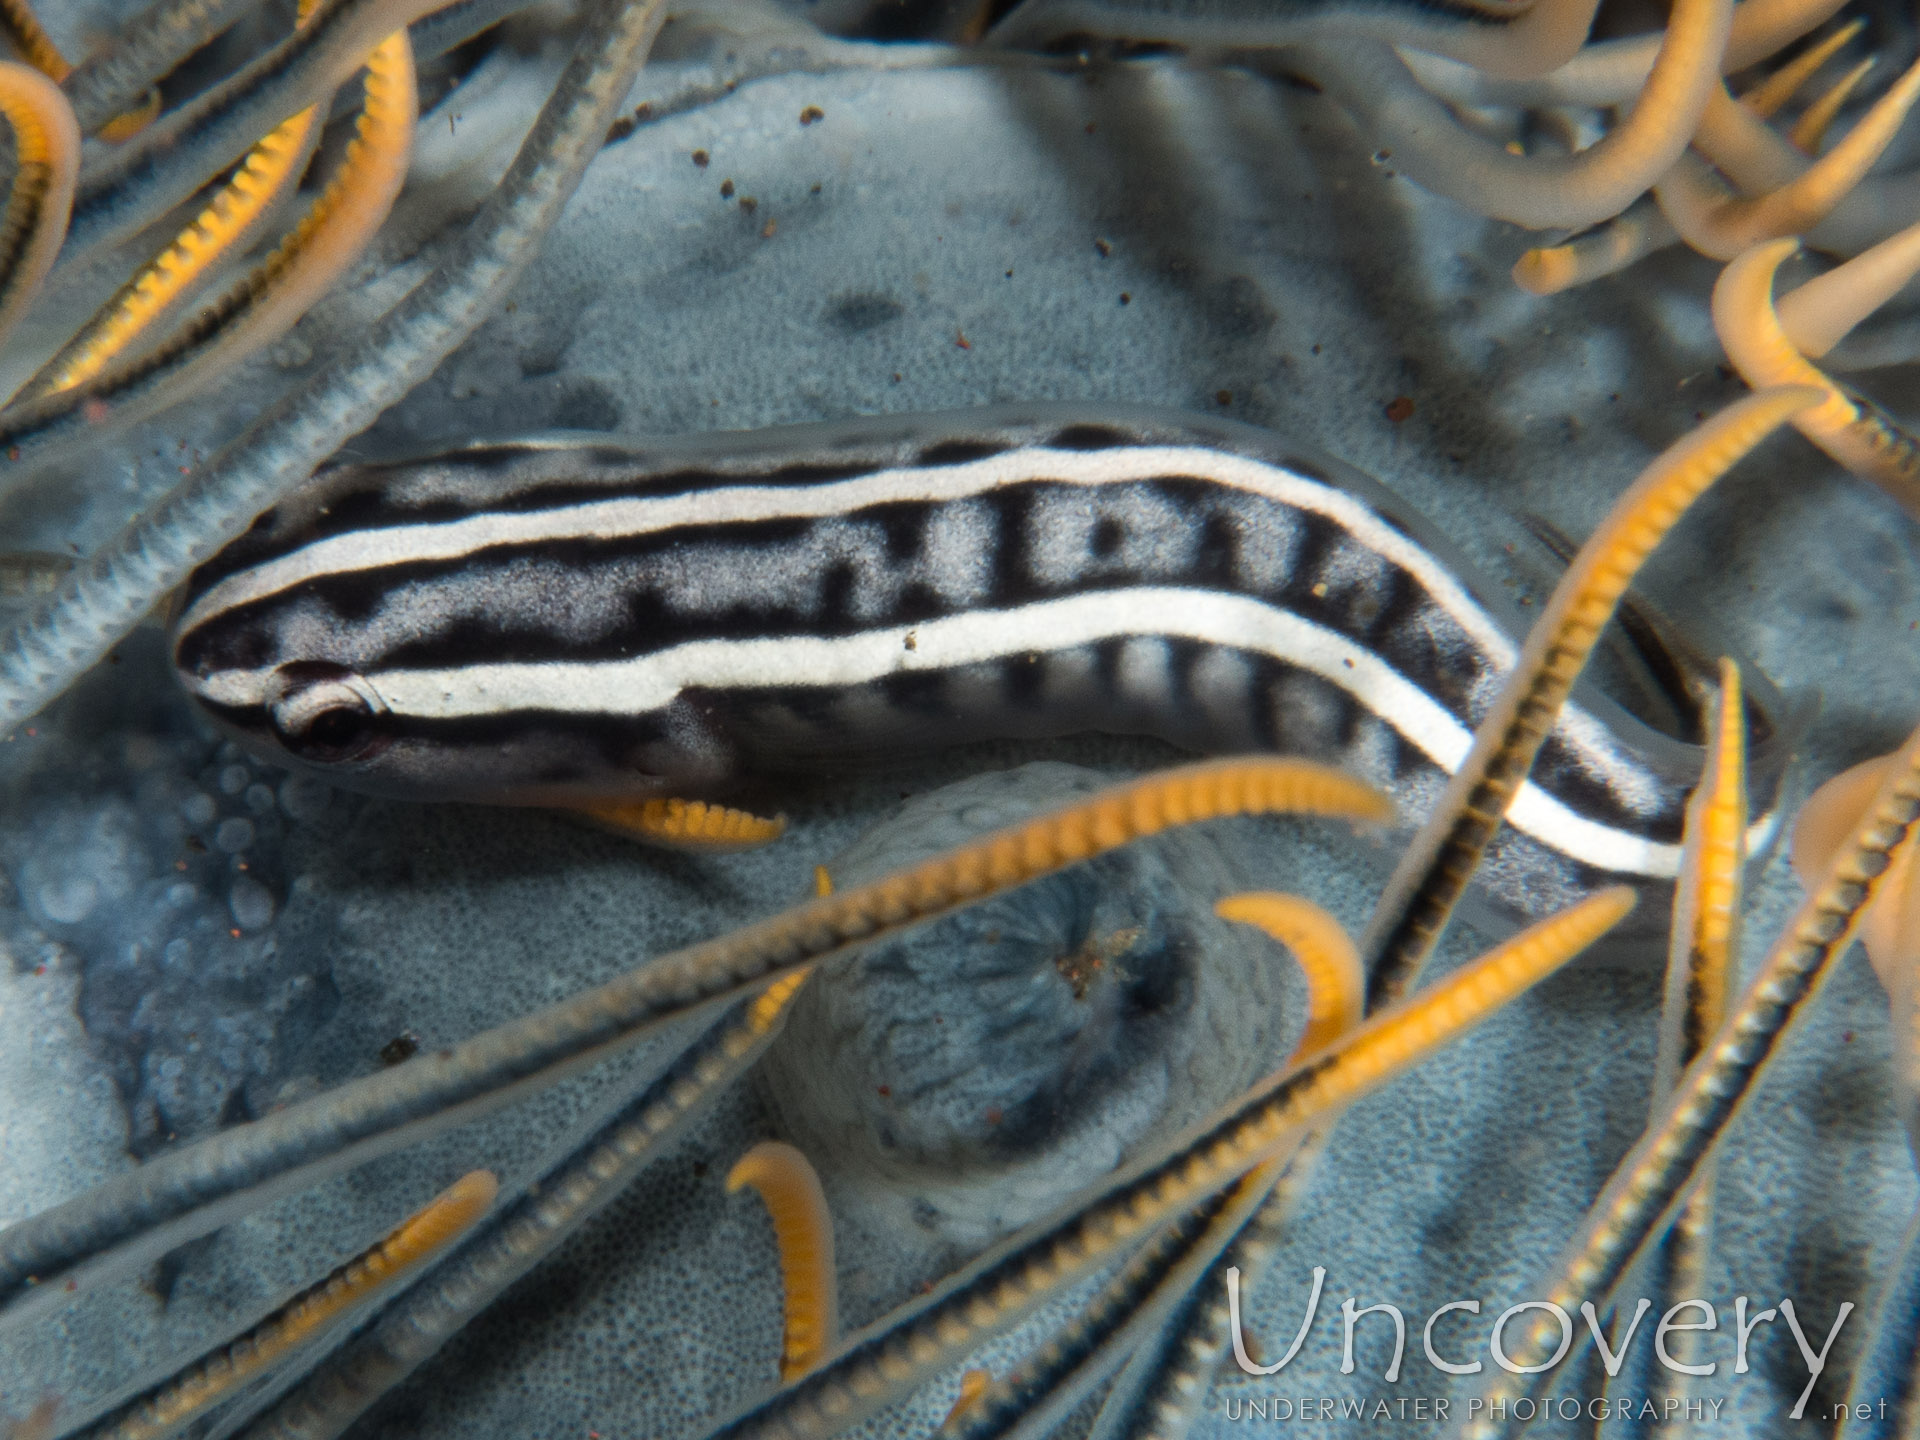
xmin=171 ymin=405 xmax=1793 ymax=927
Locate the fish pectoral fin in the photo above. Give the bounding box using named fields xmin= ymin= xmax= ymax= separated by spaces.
xmin=568 ymin=796 xmax=788 ymax=852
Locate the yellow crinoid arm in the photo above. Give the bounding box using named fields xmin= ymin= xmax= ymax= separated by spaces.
xmin=1215 ymin=892 xmax=1363 ymax=1058
xmin=1740 ymin=16 xmax=1863 ymax=119
xmin=576 ymin=796 xmax=788 ymax=851
xmin=1652 ymin=658 xmax=1747 ymax=1101
xmin=1512 ymin=199 xmax=1679 ymax=296
xmin=1713 ymin=238 xmax=1858 ymax=431
xmin=22 ymin=103 xmax=322 ymax=400
xmin=1714 ymin=237 xmax=1920 ymax=517
xmin=23 ymin=0 xmax=414 ymax=409
xmin=99 ymin=1171 xmax=497 ymax=1440
xmin=1776 ymin=215 xmax=1920 ymax=359
xmin=1648 ymin=664 xmax=1745 ymax=1409
xmin=0 ymin=59 xmax=76 ymax=351
xmin=1658 ymin=54 xmax=1920 ymax=260
xmin=1788 ymin=54 xmax=1874 ymax=152
xmin=729 ymin=1141 xmax=839 ymax=1381
xmin=1362 ymin=386 xmax=1819 ymax=1005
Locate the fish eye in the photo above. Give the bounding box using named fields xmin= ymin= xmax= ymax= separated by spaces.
xmin=267 ymin=667 xmax=389 ymax=763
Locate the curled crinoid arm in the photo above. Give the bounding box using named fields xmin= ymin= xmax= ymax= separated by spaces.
xmin=0 ymin=23 xmax=417 ymax=463
xmin=1713 ymin=238 xmax=1920 ymax=517
xmin=83 ymin=1171 xmax=496 ymax=1440
xmin=1511 ymin=196 xmax=1680 ymax=295
xmin=14 ymin=0 xmax=332 ymax=406
xmin=729 ymin=1142 xmax=840 ymax=1382
xmin=1740 ymin=16 xmax=1864 ymax=119
xmin=0 ymin=759 xmax=1388 ymax=1332
xmin=707 ymin=888 xmax=1635 ymax=1440
xmin=1296 ymin=0 xmax=1733 ymax=230
xmin=1657 ymin=55 xmax=1920 ymax=260
xmin=227 ymin=973 xmax=813 ymax=1440
xmin=574 ymin=797 xmax=788 ymax=851
xmin=1360 ymin=386 xmax=1818 ymax=1010
xmin=1454 ymin=714 xmax=1920 ymax=1439
xmin=1214 ymin=893 xmax=1364 ymax=1057
xmin=1789 ymin=54 xmax=1875 ymax=152
xmin=0 ymin=60 xmax=76 ymax=351
xmin=938 ymin=894 xmax=1362 ymax=1440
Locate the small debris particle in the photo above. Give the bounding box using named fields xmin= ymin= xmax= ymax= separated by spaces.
xmin=1084 ymin=121 xmax=1095 ymax=134
xmin=720 ymin=178 xmax=734 ymax=198
xmin=1005 ymin=268 xmax=1013 ymax=278
xmin=877 ymin=1084 xmax=891 ymax=1096
xmin=761 ymin=218 xmax=777 ymax=238
xmin=891 ymin=372 xmax=903 ymax=383
xmin=903 ymin=629 xmax=918 ymax=651
xmin=1311 ymin=343 xmax=1321 ymax=355
xmin=634 ymin=101 xmax=652 ymax=121
xmin=605 ymin=114 xmax=635 ymax=143
xmin=985 ymin=1106 xmax=1003 ymax=1125
xmin=1384 ymin=395 xmax=1415 ymax=423
xmin=1844 ymin=1030 xmax=1856 ymax=1043
xmin=1118 ymin=292 xmax=1131 ymax=305
xmin=1215 ymin=389 xmax=1232 ymax=406
xmin=1311 ymin=582 xmax=1328 ymax=598
xmin=380 ymin=1032 xmax=422 ymax=1066
xmin=810 ymin=182 xmax=822 ymax=194
xmin=1094 ymin=237 xmax=1112 ymax=257
xmin=1370 ymin=148 xmax=1391 ymax=164
xmin=739 ymin=195 xmax=758 ymax=213
xmin=692 ymin=148 xmax=709 ymax=167
xmin=800 ymin=105 xmax=825 ymax=124
xmin=955 ymin=329 xmax=971 ymax=349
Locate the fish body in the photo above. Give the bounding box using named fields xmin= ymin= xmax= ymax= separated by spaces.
xmin=172 ymin=404 xmax=1790 ymax=923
